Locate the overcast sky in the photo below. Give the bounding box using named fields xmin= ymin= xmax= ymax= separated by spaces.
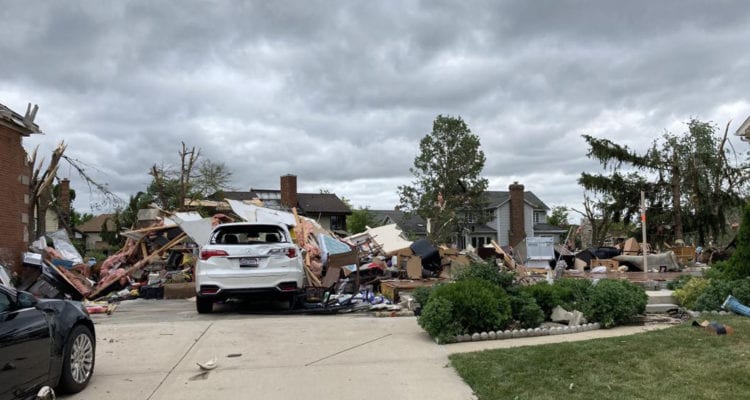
xmin=2 ymin=1 xmax=749 ymax=221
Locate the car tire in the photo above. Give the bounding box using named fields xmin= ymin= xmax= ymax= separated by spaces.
xmin=196 ymin=296 xmax=214 ymax=314
xmin=58 ymin=325 xmax=95 ymax=394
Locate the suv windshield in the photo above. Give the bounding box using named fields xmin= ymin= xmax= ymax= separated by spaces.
xmin=210 ymin=225 xmax=287 ymax=245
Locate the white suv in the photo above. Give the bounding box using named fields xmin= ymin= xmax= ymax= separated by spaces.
xmin=195 ymin=222 xmax=304 ymax=313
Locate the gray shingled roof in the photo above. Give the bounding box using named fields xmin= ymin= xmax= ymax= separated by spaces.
xmin=76 ymin=214 xmax=116 ymax=233
xmin=483 ymin=190 xmax=549 ymax=210
xmin=534 ymin=223 xmax=566 ymax=232
xmin=297 ymin=193 xmax=351 ymax=214
xmin=370 ymin=210 xmax=427 ymax=235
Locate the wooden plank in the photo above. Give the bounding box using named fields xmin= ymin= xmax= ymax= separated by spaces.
xmin=89 ymin=232 xmax=187 ymax=299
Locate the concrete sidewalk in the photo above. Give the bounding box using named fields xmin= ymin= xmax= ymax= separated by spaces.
xmin=64 ymin=301 xmax=673 ymax=400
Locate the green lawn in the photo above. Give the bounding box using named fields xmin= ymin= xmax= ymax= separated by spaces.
xmin=449 ymin=316 xmax=750 ymax=400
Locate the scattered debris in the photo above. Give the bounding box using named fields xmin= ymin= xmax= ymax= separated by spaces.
xmin=692 ymin=320 xmax=734 ymax=335
xmin=722 ymin=295 xmax=750 ymax=317
xmin=196 ymin=356 xmax=218 ymax=371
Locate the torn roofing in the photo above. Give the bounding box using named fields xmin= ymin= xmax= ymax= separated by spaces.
xmin=76 ymin=213 xmax=116 ymax=233
xmin=0 ymin=102 xmax=42 ymax=135
xmin=210 ymin=190 xmax=351 ymax=215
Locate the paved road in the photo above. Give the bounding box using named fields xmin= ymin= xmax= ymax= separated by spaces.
xmin=62 ymin=299 xmax=670 ymax=400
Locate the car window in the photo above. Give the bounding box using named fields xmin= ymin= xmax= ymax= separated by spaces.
xmin=0 ymin=291 xmax=11 ymax=313
xmin=212 ymin=225 xmax=287 ymax=245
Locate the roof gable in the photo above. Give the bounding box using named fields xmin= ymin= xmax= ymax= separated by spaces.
xmin=76 ymin=214 xmax=116 ymax=233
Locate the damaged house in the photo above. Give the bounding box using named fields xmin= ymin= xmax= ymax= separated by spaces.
xmin=374 ymin=182 xmax=565 ymax=251
xmin=0 ymin=102 xmax=41 ymax=269
xmin=209 ymin=174 xmax=351 ymax=233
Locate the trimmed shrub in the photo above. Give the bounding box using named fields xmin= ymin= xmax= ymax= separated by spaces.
xmin=666 ymin=274 xmax=694 ymax=290
xmin=510 ymin=291 xmax=544 ymax=329
xmin=583 ymin=279 xmax=647 ymax=328
xmin=553 ymin=278 xmax=592 ymax=311
xmin=412 ymin=286 xmax=434 ymax=307
xmin=673 ymin=278 xmax=710 ymax=310
xmin=417 ymin=279 xmax=512 ymax=342
xmin=693 ymin=278 xmax=750 ymax=311
xmin=521 ymin=282 xmax=561 ymax=319
xmin=419 ymin=297 xmax=461 ymax=343
xmin=455 ymin=260 xmax=516 ymax=290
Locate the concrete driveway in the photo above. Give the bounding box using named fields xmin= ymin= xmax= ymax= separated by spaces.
xmin=63 ymin=299 xmax=477 ymax=400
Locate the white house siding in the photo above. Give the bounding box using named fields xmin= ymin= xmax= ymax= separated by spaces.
xmin=498 ymin=203 xmax=510 ymax=246
xmin=86 ymin=233 xmax=103 ymax=251
xmin=524 ymin=204 xmax=534 ymax=239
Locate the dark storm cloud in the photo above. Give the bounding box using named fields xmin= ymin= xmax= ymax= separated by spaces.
xmin=2 ymin=0 xmax=750 ymax=215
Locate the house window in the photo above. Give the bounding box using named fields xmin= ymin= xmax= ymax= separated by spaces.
xmin=471 ymin=236 xmax=493 ymax=249
xmin=534 ymin=212 xmax=544 ymax=224
xmin=330 ymin=215 xmax=346 ymax=231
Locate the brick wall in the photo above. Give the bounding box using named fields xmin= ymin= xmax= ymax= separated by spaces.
xmin=280 ymin=174 xmax=297 ymax=209
xmin=0 ymin=127 xmax=30 ymax=270
xmin=508 ymin=182 xmax=526 ymax=247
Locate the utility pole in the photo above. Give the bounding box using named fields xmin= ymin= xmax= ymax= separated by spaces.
xmin=641 ymin=190 xmax=648 ymax=280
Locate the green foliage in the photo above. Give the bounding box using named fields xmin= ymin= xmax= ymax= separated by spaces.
xmin=412 ymin=286 xmax=434 ymax=307
xmin=346 ymin=207 xmax=378 ymax=234
xmin=418 ymin=297 xmax=461 ymax=343
xmin=673 ymin=278 xmax=709 ymax=310
xmin=454 ymin=260 xmax=515 ymax=290
xmin=510 ymin=291 xmax=545 ymax=329
xmin=397 ymin=115 xmax=489 ymax=244
xmin=666 ymin=274 xmax=694 ymax=290
xmin=582 ymin=279 xmax=647 ymax=328
xmin=418 ymin=279 xmax=512 ymax=342
xmin=521 ymin=282 xmax=561 ymax=319
xmin=579 ymin=120 xmax=747 ymax=245
xmin=694 ymin=280 xmax=733 ymax=311
xmin=553 ymin=278 xmax=593 ymax=310
xmin=693 ymin=278 xmax=750 ymax=311
xmin=711 ymin=203 xmax=750 ymax=280
xmin=547 ymin=206 xmax=570 ymax=228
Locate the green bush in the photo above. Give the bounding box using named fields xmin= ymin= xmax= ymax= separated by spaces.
xmin=521 ymin=282 xmax=561 ymax=319
xmin=553 ymin=278 xmax=592 ymax=311
xmin=418 ymin=297 xmax=461 ymax=344
xmin=455 ymin=260 xmax=516 ymax=290
xmin=673 ymin=278 xmax=710 ymax=310
xmin=417 ymin=279 xmax=512 ymax=342
xmin=412 ymin=286 xmax=434 ymax=307
xmin=709 ymin=203 xmax=750 ymax=280
xmin=666 ymin=274 xmax=694 ymax=290
xmin=510 ymin=291 xmax=544 ymax=329
xmin=693 ymin=278 xmax=750 ymax=311
xmin=582 ymin=279 xmax=647 ymax=328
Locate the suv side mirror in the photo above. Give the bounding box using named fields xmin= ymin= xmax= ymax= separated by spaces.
xmin=17 ymin=291 xmax=38 ymax=308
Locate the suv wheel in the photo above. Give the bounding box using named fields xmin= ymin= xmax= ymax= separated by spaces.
xmin=196 ymin=296 xmax=214 ymax=314
xmin=59 ymin=325 xmax=95 ymax=393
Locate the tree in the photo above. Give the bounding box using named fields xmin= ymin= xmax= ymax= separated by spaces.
xmin=398 ymin=115 xmax=488 ymax=244
xmin=347 ymin=207 xmax=378 ymax=234
xmin=547 ymin=206 xmax=570 ymax=228
xmin=148 ymin=143 xmax=233 ymax=211
xmin=579 ymin=119 xmax=748 ymax=246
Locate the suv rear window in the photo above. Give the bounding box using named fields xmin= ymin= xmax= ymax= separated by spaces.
xmin=211 ymin=225 xmax=287 ymax=245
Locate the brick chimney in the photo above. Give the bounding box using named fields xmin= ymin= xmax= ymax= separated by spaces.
xmin=280 ymin=174 xmax=297 ymax=209
xmin=508 ymin=181 xmax=526 ymax=246
xmin=58 ymin=178 xmax=71 ymax=230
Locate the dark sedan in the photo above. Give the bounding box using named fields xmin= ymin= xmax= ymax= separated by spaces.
xmin=0 ymin=284 xmax=95 ymax=399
